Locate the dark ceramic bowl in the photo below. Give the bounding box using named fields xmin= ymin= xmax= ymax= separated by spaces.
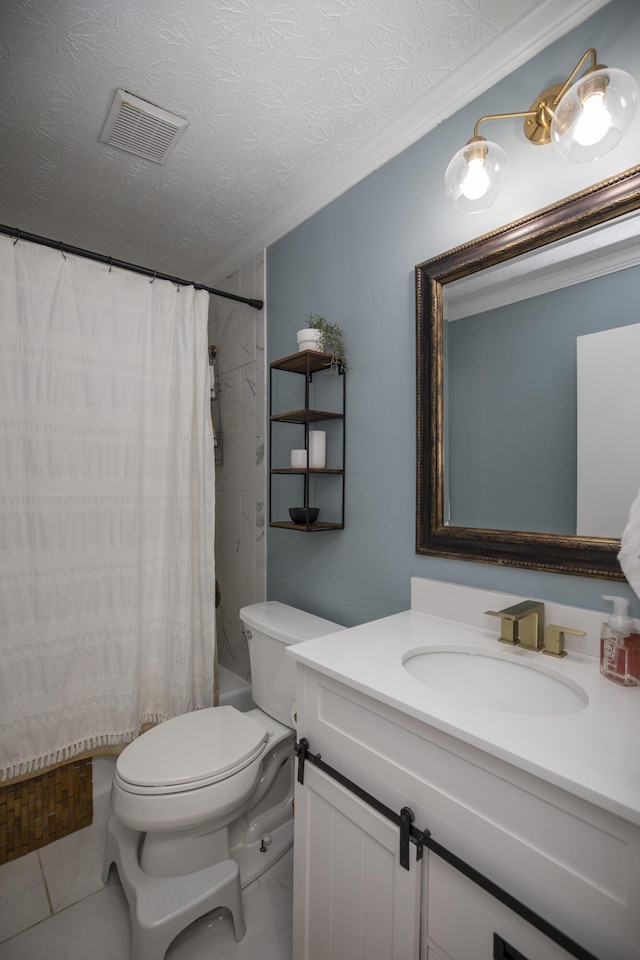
xmin=289 ymin=507 xmax=320 ymax=525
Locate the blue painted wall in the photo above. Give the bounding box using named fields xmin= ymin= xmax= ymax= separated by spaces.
xmin=266 ymin=0 xmax=640 ymax=626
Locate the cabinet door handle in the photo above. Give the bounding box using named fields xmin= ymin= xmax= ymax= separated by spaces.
xmin=494 ymin=932 xmax=530 ymax=960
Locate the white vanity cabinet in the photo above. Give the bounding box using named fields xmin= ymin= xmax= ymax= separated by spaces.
xmin=292 ymin=663 xmax=640 ymax=960
xmin=425 ymin=858 xmax=576 ymax=960
xmin=293 ymin=762 xmax=421 ymax=959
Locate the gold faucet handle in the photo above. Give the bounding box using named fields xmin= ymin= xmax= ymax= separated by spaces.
xmin=485 ymin=609 xmax=519 ymax=645
xmin=543 ymin=624 xmax=586 ymax=658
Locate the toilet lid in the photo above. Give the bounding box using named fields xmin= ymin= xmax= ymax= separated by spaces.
xmin=116 ymin=706 xmax=269 ymax=792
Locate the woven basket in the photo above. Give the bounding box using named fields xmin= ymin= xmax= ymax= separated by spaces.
xmin=0 ymin=758 xmax=93 ymax=864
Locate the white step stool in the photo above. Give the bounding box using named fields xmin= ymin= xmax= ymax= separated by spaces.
xmin=102 ymin=815 xmax=246 ymax=960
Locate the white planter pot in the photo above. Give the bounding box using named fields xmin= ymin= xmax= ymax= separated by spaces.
xmin=297 ymin=328 xmax=322 ymax=352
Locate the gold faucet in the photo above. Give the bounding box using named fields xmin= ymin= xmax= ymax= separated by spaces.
xmin=543 ymin=624 xmax=586 ymax=658
xmin=485 ymin=601 xmax=545 ymax=650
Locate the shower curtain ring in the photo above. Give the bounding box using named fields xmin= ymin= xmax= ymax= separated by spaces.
xmin=59 ymin=241 xmax=67 ymax=260
xmin=108 ymin=257 xmax=113 ymax=273
xmin=13 ymin=229 xmax=20 ymax=245
xmin=150 ymin=270 xmax=157 ymax=284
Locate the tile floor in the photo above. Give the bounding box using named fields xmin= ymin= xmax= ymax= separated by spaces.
xmin=0 ymin=761 xmax=293 ymax=960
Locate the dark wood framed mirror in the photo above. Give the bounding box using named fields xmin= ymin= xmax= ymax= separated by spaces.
xmin=416 ymin=164 xmax=640 ymax=579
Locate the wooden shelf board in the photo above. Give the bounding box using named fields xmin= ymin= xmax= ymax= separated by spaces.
xmin=271 ymin=468 xmax=343 ymax=475
xmin=271 ymin=408 xmax=344 ymax=424
xmin=270 ymin=350 xmax=344 ymax=375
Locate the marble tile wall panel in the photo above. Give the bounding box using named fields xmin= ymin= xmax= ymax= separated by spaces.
xmin=216 ymin=599 xmax=251 ymax=680
xmin=216 ymin=428 xmax=259 ymax=496
xmin=209 ymin=255 xmax=266 ymax=682
xmin=216 ymin=491 xmax=242 ymax=556
xmin=216 ymin=302 xmax=257 ymax=376
xmin=217 ymin=368 xmax=242 ymax=433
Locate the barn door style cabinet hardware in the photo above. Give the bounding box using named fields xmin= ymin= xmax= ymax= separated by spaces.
xmin=269 ymin=350 xmax=345 ymax=531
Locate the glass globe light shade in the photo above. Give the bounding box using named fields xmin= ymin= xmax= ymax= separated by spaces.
xmin=551 ymin=67 xmax=638 ymax=162
xmin=444 ymin=138 xmax=509 ymax=213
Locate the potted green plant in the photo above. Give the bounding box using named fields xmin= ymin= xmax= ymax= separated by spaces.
xmin=304 ymin=313 xmax=348 ymax=371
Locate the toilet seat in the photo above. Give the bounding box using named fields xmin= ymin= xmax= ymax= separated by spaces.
xmin=111 ymin=707 xmax=293 ymax=833
xmin=116 ymin=706 xmax=269 ymax=796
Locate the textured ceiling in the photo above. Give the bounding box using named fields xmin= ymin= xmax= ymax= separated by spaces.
xmin=0 ymin=0 xmax=539 ymax=285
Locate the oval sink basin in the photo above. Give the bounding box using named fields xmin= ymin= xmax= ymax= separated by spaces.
xmin=403 ymin=647 xmax=588 ymax=715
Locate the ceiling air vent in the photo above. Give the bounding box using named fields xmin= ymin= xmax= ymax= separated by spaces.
xmin=99 ymin=89 xmax=189 ymax=164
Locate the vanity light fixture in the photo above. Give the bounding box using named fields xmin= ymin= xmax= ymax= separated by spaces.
xmin=445 ymin=48 xmax=638 ymax=213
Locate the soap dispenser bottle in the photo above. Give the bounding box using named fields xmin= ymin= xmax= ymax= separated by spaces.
xmin=600 ymin=595 xmax=640 ymax=686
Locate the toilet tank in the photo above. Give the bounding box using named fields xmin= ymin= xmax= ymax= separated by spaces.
xmin=239 ymin=601 xmax=344 ymax=726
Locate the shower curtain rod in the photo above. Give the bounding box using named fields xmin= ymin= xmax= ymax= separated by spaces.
xmin=0 ymin=224 xmax=264 ymax=311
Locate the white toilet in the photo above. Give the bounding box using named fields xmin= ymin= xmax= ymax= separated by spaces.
xmin=108 ymin=601 xmax=343 ymax=889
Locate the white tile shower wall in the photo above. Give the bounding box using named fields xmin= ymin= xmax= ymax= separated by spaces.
xmin=208 ymin=254 xmax=266 ymax=682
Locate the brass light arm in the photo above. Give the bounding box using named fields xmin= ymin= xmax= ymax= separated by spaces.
xmin=468 ymin=49 xmax=604 ymax=148
xmin=552 ymin=48 xmax=599 ymax=107
xmin=472 ymin=110 xmax=536 ymax=140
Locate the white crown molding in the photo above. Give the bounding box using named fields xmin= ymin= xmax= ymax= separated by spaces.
xmin=206 ymin=0 xmax=611 ymax=284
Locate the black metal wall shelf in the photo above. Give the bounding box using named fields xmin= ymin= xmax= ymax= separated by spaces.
xmin=269 ymin=349 xmax=346 ymax=531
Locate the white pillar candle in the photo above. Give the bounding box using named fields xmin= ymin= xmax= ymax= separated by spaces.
xmin=308 ymin=430 xmax=326 ymax=469
xmin=290 ymin=448 xmax=307 ymax=468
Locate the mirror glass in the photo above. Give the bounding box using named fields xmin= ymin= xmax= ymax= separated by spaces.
xmin=416 ymin=165 xmax=640 ymax=579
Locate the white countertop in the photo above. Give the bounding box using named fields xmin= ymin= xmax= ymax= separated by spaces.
xmin=288 ymin=608 xmax=640 ymax=827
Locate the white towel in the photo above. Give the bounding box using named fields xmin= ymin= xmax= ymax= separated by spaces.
xmin=618 ymin=485 xmax=640 ymax=598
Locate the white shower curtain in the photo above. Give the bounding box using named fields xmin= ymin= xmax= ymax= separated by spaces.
xmin=0 ymin=236 xmax=216 ymax=781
